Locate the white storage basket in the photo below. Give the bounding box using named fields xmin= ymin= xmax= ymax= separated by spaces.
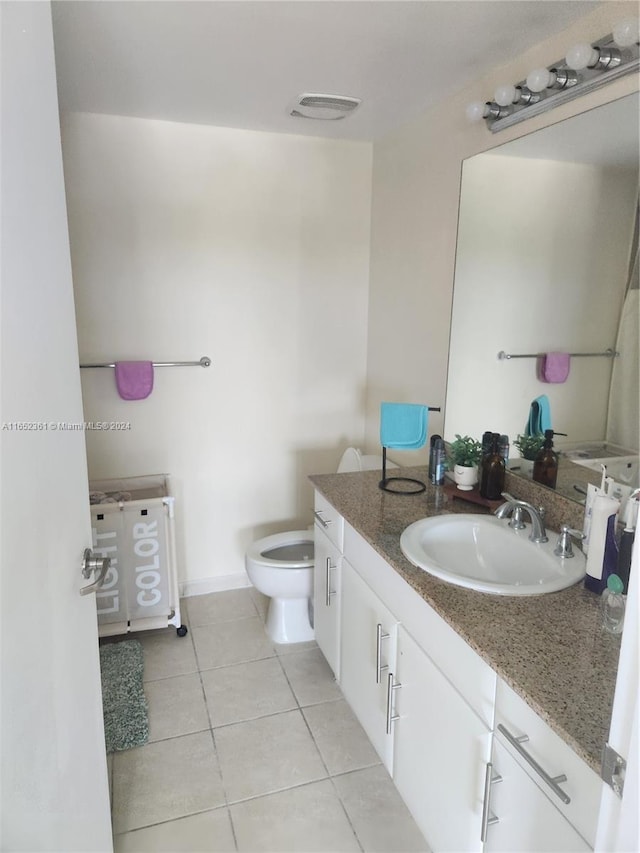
xmin=89 ymin=474 xmax=186 ymax=638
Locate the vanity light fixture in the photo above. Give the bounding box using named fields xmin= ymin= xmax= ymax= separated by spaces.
xmin=466 ymin=20 xmax=640 ymax=132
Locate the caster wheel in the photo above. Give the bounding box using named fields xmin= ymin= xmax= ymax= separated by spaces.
xmin=176 ymin=625 xmax=188 ymax=637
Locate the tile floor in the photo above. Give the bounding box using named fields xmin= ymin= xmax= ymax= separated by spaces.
xmin=108 ymin=587 xmax=428 ymax=852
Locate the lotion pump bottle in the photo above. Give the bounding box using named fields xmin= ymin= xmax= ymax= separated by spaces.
xmin=533 ymin=429 xmax=559 ymax=489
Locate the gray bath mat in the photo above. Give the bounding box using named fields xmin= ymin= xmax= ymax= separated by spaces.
xmin=99 ymin=639 xmax=149 ymax=753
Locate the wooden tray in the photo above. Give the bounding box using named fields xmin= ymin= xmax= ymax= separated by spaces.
xmin=443 ymin=482 xmax=503 ymax=510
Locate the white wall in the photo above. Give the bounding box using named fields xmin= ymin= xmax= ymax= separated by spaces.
xmin=62 ymin=113 xmax=372 ymax=591
xmin=365 ymin=1 xmax=640 ymax=464
xmin=446 ymin=155 xmax=637 ymax=447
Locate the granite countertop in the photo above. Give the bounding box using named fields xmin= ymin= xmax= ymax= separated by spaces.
xmin=310 ymin=465 xmax=622 ymax=774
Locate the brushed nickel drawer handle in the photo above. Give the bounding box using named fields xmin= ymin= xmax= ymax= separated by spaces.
xmin=480 ymin=761 xmax=502 ymax=842
xmin=497 ymin=723 xmax=570 ymax=804
xmin=375 ymin=623 xmax=390 ymax=684
xmin=314 ymin=510 xmax=332 ymax=528
xmin=325 ymin=557 xmax=337 ymax=607
xmin=385 ymin=672 xmax=401 ymax=734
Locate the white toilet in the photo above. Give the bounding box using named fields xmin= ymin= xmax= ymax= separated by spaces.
xmin=245 ymin=447 xmax=393 ymax=644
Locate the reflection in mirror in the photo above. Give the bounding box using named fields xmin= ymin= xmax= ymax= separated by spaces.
xmin=445 ymin=93 xmax=639 ymax=502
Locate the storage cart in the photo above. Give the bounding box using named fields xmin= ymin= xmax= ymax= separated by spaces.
xmin=89 ymin=473 xmax=187 ymax=638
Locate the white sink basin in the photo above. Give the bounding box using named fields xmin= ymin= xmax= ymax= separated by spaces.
xmin=400 ymin=514 xmax=586 ymax=595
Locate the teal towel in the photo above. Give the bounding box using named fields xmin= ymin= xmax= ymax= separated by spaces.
xmin=380 ymin=402 xmax=428 ymax=449
xmin=525 ymin=395 xmax=552 ymax=436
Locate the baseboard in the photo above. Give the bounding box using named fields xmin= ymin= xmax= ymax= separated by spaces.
xmin=179 ymin=572 xmax=251 ymax=598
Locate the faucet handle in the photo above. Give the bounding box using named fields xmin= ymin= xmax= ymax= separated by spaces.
xmin=553 ymin=525 xmax=586 ymax=559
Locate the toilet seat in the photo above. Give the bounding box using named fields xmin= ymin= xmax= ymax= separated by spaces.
xmin=246 ymin=531 xmax=314 ymax=569
xmin=245 ymin=448 xmax=391 ymax=644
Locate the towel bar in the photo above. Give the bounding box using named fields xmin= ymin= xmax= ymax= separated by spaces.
xmin=80 ymin=356 xmax=211 ymax=369
xmin=497 ymin=349 xmax=618 ymax=361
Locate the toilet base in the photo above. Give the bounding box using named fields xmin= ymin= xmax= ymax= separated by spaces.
xmin=266 ymin=597 xmax=314 ymax=644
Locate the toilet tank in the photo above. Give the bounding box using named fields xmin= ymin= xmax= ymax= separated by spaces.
xmin=337 ymin=447 xmax=397 ymax=473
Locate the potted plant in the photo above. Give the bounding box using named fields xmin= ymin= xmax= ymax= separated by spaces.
xmin=448 ymin=434 xmax=482 ymax=491
xmin=513 ymin=434 xmax=545 ymax=477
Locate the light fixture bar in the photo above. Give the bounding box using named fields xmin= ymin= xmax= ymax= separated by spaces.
xmin=484 ymin=34 xmax=639 ymax=133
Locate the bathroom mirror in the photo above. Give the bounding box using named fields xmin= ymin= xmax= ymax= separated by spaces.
xmin=445 ymin=93 xmax=639 ymax=502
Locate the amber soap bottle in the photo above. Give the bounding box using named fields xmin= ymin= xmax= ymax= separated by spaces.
xmin=480 ymin=433 xmax=505 ymax=500
xmin=533 ymin=429 xmax=559 ymax=489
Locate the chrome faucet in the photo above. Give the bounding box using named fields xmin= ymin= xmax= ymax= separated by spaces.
xmin=494 ymin=492 xmax=548 ymax=543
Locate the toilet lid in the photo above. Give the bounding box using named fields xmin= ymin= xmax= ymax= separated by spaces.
xmin=337 ymin=447 xmax=362 ymax=473
xmin=337 ymin=447 xmax=395 ymax=473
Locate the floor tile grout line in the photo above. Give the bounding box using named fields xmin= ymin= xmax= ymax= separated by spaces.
xmin=326 ymin=773 xmax=367 ymax=853
xmin=111 ymin=802 xmax=234 ymax=841
xmin=187 ymin=635 xmax=235 ymax=815
xmin=222 ymin=771 xmax=332 ymax=808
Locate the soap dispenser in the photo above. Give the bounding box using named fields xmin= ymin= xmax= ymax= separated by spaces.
xmin=480 ymin=433 xmax=505 ymax=500
xmin=533 ymin=429 xmax=559 ymax=489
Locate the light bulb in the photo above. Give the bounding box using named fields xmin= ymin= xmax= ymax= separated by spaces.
xmin=612 ymin=18 xmax=640 ymax=47
xmin=465 ymin=101 xmax=488 ymax=122
xmin=494 ymin=83 xmax=516 ymax=107
xmin=566 ymin=42 xmax=599 ymax=70
xmin=526 ymin=68 xmax=556 ymax=93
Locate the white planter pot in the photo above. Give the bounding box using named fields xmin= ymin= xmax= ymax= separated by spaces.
xmin=453 ymin=464 xmax=479 ymax=491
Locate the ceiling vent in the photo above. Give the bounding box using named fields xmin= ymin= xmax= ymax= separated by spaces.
xmin=290 ymin=93 xmax=361 ymax=121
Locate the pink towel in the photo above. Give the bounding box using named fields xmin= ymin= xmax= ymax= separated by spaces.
xmin=538 ymin=352 xmax=570 ymax=383
xmin=114 ymin=361 xmax=154 ymax=400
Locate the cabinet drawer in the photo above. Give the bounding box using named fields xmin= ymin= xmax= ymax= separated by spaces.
xmin=486 ymin=737 xmax=590 ymax=851
xmin=495 ymin=680 xmax=602 ymax=847
xmin=314 ymin=491 xmax=344 ymax=551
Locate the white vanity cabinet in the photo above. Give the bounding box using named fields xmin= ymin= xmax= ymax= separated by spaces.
xmin=312 ymin=490 xmax=604 ymax=852
xmin=340 ymin=558 xmax=398 ymax=771
xmin=313 ymin=492 xmax=344 ymax=678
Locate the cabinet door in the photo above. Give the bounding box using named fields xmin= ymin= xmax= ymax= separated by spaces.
xmin=313 ymin=524 xmax=341 ymax=679
xmin=340 ymin=559 xmax=398 ymax=772
xmin=393 ymin=626 xmax=489 ymax=853
xmin=484 ymin=738 xmax=590 ymax=852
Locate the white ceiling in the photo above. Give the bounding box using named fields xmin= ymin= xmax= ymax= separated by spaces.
xmin=51 ymin=0 xmax=604 ymax=141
